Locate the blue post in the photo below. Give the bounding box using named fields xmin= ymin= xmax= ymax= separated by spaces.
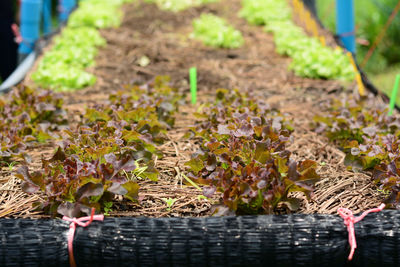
xmin=59 ymin=0 xmax=77 ymax=22
xmin=19 ymin=0 xmax=42 ymax=55
xmin=336 ymin=0 xmax=356 ymax=53
xmin=42 ymin=0 xmax=52 ymax=34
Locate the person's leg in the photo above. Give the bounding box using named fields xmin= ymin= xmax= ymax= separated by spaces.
xmin=0 ymin=21 xmax=18 ymax=81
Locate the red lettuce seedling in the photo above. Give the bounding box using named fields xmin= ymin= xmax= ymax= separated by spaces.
xmin=186 ymin=89 xmax=319 ymax=215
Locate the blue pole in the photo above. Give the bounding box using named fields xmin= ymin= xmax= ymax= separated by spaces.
xmin=336 ymin=0 xmax=356 ymax=53
xmin=59 ymin=0 xmax=77 ymax=22
xmin=19 ymin=0 xmax=42 ymax=55
xmin=42 ymin=0 xmax=52 ymax=34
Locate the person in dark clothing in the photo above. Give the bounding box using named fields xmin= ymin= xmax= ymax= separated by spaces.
xmin=0 ymin=0 xmax=18 ymax=81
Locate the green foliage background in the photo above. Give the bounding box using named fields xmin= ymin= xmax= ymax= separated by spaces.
xmin=316 ymin=0 xmax=400 ymax=100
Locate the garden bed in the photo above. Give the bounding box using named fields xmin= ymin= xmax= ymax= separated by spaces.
xmin=0 ymin=0 xmax=387 ymax=219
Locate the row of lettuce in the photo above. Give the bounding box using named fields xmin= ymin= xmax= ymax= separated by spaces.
xmin=5 ymin=84 xmax=400 ymax=217
xmin=13 ymin=77 xmax=182 ymax=217
xmin=31 ymin=0 xmax=134 ymax=91
xmin=0 ymin=76 xmax=321 ymax=217
xmin=314 ymin=96 xmax=400 ymax=207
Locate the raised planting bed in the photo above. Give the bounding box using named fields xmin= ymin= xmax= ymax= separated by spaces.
xmin=0 ymin=0 xmax=398 ymax=266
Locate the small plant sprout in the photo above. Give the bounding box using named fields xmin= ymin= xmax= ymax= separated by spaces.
xmin=103 ymin=201 xmax=113 ymax=216
xmin=377 ymin=188 xmax=391 ymax=196
xmin=161 ymin=198 xmax=178 ymax=211
xmin=1 ymin=161 xmax=18 ymax=172
xmin=123 ymin=159 xmax=148 ymax=181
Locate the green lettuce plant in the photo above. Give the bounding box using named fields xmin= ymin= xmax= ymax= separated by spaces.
xmin=191 ymin=14 xmax=244 ymax=49
xmin=32 ymin=0 xmax=131 ymax=91
xmin=240 ymin=0 xmax=355 ymax=81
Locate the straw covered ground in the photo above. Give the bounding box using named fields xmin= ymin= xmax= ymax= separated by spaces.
xmin=0 ymin=0 xmax=387 ymax=218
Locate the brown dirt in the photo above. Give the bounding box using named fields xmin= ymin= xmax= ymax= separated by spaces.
xmin=0 ymin=0 xmax=387 ymax=218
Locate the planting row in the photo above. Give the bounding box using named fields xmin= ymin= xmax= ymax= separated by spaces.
xmin=185 ymin=89 xmax=320 ymax=215
xmin=32 ymin=0 xmax=134 ymax=91
xmin=16 ymin=77 xmax=183 ymax=217
xmin=240 ymin=0 xmax=355 ymax=81
xmin=315 ymin=96 xmax=400 ymax=206
xmin=0 ymin=76 xmax=322 ymax=217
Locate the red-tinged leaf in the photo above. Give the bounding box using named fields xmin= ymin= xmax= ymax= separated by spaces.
xmin=272 ymin=117 xmax=282 ymax=131
xmin=76 ymin=182 xmax=104 ymax=200
xmin=206 ymin=155 xmax=217 ymax=172
xmin=105 ymin=153 xmax=137 ymax=177
xmin=15 ymin=165 xmax=30 ymax=181
xmin=298 ymin=160 xmax=318 ymax=175
xmin=288 ymin=159 xmax=299 ymax=181
xmin=108 ymin=182 xmax=128 ymax=195
xmin=234 ymin=123 xmax=254 ymax=137
xmin=211 ymin=205 xmax=235 ymax=216
xmin=51 ymin=147 xmax=66 ymax=161
xmin=217 ymin=124 xmax=231 ymax=135
xmin=203 ymin=186 xmax=216 ymax=197
xmin=57 ymin=202 xmax=82 ymax=218
xmin=281 ymin=198 xmax=300 ymax=211
xmin=362 ymin=126 xmax=378 ymax=137
xmin=257 ymin=180 xmax=267 ymax=189
xmin=206 ymin=141 xmax=220 ymax=152
xmin=21 ymin=182 xmax=39 ymax=194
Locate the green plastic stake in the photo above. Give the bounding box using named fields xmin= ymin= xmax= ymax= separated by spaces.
xmin=388 ymin=74 xmax=400 ymax=116
xmin=190 ymin=67 xmax=197 ymax=105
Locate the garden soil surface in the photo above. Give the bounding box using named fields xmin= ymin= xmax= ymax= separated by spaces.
xmin=0 ymin=0 xmax=387 ymax=218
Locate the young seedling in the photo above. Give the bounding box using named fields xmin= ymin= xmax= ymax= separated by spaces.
xmin=123 ymin=159 xmax=148 ymax=181
xmin=1 ymin=161 xmax=18 ymax=172
xmin=161 ymin=197 xmax=177 ymax=211
xmin=103 ymin=201 xmax=113 ymax=216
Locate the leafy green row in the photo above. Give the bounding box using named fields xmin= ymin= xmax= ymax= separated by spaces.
xmin=67 ymin=0 xmax=132 ymax=29
xmin=185 ymin=89 xmax=320 ymax=215
xmin=17 ymin=77 xmax=183 ymax=217
xmin=32 ymin=27 xmax=105 ymax=91
xmin=31 ymin=0 xmax=134 ymax=91
xmin=314 ymin=97 xmax=400 ymax=206
xmin=144 ymin=0 xmax=218 ymax=12
xmin=191 ymin=14 xmax=244 ymax=49
xmin=240 ymin=0 xmax=355 ymax=81
xmin=0 ymin=86 xmax=67 ymax=164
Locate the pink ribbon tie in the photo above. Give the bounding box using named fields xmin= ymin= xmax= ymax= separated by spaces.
xmin=63 ymin=208 xmax=104 ymax=267
xmin=337 ymin=203 xmax=385 ymax=261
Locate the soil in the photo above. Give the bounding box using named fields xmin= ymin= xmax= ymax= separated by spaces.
xmin=0 ymin=0 xmax=387 ymax=218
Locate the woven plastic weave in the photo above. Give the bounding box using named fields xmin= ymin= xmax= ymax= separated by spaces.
xmin=1 ymin=211 xmax=400 ymax=266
